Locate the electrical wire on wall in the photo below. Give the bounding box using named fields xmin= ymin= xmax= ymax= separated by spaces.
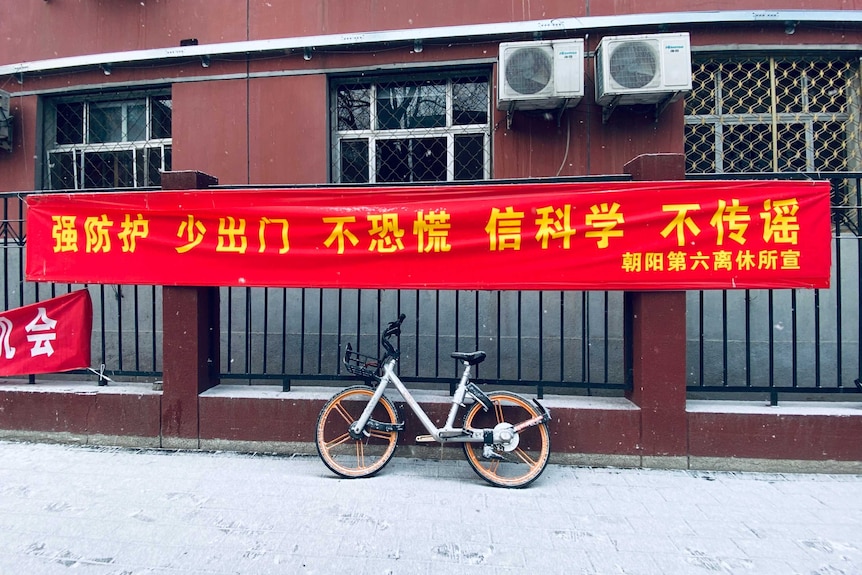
xmin=556 ymin=113 xmax=570 ymax=177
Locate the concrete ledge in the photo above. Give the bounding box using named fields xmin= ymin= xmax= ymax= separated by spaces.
xmin=0 ymin=429 xmax=161 ymax=448
xmin=689 ymin=456 xmax=862 ymax=474
xmin=687 ymin=399 xmax=862 ymax=415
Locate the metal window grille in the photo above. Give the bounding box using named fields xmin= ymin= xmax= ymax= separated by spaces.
xmin=685 ymin=54 xmax=860 ymax=233
xmin=685 ymin=55 xmax=858 ymax=174
xmin=43 ymin=90 xmax=172 ymax=190
xmin=331 ymin=70 xmax=491 ymax=184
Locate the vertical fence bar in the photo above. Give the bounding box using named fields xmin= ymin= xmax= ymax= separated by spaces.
xmin=721 ymin=291 xmax=728 ymax=385
xmin=300 ymin=288 xmax=306 ymax=373
xmin=226 ymin=287 xmax=234 ymax=373
xmin=537 ymin=291 xmax=544 ymax=399
xmin=835 ymin=205 xmax=843 ymax=389
xmin=581 ymin=292 xmax=588 ymax=387
xmin=495 ymin=290 xmax=501 ymax=382
xmin=744 ymin=289 xmax=752 ymax=388
xmin=559 ymin=291 xmax=565 ymax=387
xmin=768 ymin=290 xmax=777 ymax=405
xmin=116 ymin=285 xmax=123 ymax=371
xmin=435 ymin=289 xmax=441 ymax=379
xmin=857 ymin=178 xmax=862 ymax=386
xmin=603 ymin=291 xmax=610 ymax=384
xmin=814 ymin=289 xmax=821 ymax=388
xmin=516 ymin=290 xmax=522 ymax=383
xmin=698 ymin=291 xmax=705 ymax=388
xmin=151 ymin=285 xmax=158 ymax=373
xmin=262 ymin=287 xmax=270 ymax=375
xmin=414 ymin=289 xmax=420 ymax=378
xmin=791 ymin=290 xmax=798 ymax=389
xmin=316 ymin=288 xmax=323 ymax=374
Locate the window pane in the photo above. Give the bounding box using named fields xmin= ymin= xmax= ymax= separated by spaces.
xmin=453 ymin=79 xmax=489 ymax=126
xmin=340 ymin=139 xmax=369 ymax=183
xmin=411 ymin=138 xmax=446 ymax=181
xmin=84 ymin=150 xmax=135 ymax=188
xmin=720 ymin=61 xmax=770 ymax=115
xmin=684 ymin=123 xmax=716 ymax=174
xmin=48 ymin=151 xmax=78 ymax=189
xmin=127 ymin=103 xmax=147 ymax=141
xmin=723 ymin=124 xmax=773 ymax=173
xmin=806 ymin=61 xmax=849 ymax=114
xmin=151 ymin=97 xmax=172 ymax=139
xmin=815 ymin=121 xmax=847 ymax=171
xmin=455 ymin=134 xmax=484 ymax=180
xmin=377 ymin=81 xmax=445 ymax=130
xmin=56 ymin=103 xmax=84 ymax=145
xmin=88 ymin=103 xmax=124 ymax=143
xmin=776 ymin=123 xmax=808 ymax=171
xmin=146 ymin=147 xmax=163 ymax=186
xmin=336 ymin=85 xmax=371 ymax=131
xmin=376 ymin=138 xmax=446 ymax=183
xmin=685 ymin=61 xmax=719 ymax=116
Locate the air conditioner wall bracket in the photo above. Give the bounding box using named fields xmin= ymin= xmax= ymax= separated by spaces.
xmin=601 ymin=95 xmax=622 ymax=124
xmin=654 ymin=91 xmax=680 ymax=122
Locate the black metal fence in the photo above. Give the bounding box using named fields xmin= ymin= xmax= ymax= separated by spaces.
xmin=686 ymin=173 xmax=862 ymax=402
xmin=2 ymin=174 xmax=860 ymax=400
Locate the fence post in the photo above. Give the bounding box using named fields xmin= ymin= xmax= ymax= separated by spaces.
xmin=160 ymin=171 xmax=220 ymax=449
xmin=623 ymin=154 xmax=688 ymax=462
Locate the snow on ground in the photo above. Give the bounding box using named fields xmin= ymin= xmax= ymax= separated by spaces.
xmin=0 ymin=440 xmax=861 ymax=574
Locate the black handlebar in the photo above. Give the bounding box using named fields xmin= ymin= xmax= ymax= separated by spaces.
xmin=381 ymin=313 xmax=406 ymax=357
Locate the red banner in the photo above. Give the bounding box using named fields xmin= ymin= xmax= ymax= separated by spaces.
xmin=0 ymin=291 xmax=92 ymax=376
xmin=25 ymin=181 xmax=831 ymax=290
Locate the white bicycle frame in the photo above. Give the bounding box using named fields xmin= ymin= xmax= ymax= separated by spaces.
xmin=348 ymin=355 xmax=548 ymax=445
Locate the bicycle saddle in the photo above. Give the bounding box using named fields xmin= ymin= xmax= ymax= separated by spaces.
xmin=450 ymin=351 xmax=486 ymax=365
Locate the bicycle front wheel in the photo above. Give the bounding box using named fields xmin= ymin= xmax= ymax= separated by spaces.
xmin=315 ymin=386 xmax=400 ymax=478
xmin=462 ymin=391 xmax=551 ymax=488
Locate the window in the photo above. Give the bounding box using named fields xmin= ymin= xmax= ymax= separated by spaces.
xmin=331 ymin=71 xmax=491 ymax=184
xmin=684 ymin=56 xmax=858 ymax=174
xmin=43 ymin=91 xmax=171 ymax=190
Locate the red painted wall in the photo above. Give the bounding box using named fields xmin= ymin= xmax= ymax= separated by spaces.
xmin=0 ymin=388 xmax=161 ymax=438
xmin=172 ymin=80 xmax=250 ymax=185
xmin=248 ymin=75 xmax=329 ymax=184
xmin=689 ymin=412 xmax=862 ymax=461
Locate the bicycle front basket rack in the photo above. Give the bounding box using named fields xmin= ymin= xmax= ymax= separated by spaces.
xmin=343 ymin=344 xmax=381 ymax=380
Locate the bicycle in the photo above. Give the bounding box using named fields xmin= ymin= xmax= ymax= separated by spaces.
xmin=314 ymin=314 xmax=552 ymax=488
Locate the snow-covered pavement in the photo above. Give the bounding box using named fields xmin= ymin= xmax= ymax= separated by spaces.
xmin=0 ymin=440 xmax=860 ymax=574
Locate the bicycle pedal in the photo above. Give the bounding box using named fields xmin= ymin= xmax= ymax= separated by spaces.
xmin=415 ymin=434 xmax=436 ymax=443
xmin=482 ymin=445 xmax=506 ymax=461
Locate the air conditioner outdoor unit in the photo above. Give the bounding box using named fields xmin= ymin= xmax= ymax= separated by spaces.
xmin=595 ymin=32 xmax=692 ymax=107
xmin=497 ymin=39 xmax=584 ymax=111
xmin=0 ymin=89 xmax=11 ymax=152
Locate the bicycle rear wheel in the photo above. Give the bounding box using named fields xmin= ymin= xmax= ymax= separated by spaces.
xmin=315 ymin=386 xmax=400 ymax=478
xmin=462 ymin=391 xmax=551 ymax=488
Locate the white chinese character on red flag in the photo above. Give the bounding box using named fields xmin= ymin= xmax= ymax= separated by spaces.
xmin=0 ymin=317 xmax=16 ymax=359
xmin=25 ymin=307 xmax=58 ymax=357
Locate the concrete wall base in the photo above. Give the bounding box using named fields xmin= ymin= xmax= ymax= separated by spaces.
xmin=2 ymin=384 xmax=861 ymax=473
